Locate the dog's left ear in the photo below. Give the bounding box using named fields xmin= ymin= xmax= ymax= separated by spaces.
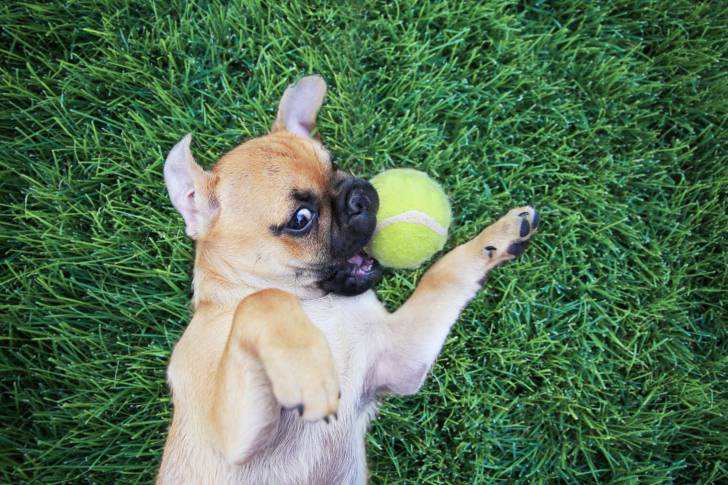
xmin=271 ymin=75 xmax=327 ymax=138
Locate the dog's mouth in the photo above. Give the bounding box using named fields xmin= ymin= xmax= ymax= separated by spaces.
xmin=318 ymin=250 xmax=382 ymax=296
xmin=347 ymin=252 xmax=376 ymax=276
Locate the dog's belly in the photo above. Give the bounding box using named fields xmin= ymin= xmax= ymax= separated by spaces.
xmin=237 ymin=403 xmax=377 ymax=485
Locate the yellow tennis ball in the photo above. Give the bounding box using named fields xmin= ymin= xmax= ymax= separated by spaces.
xmin=368 ymin=168 xmax=451 ymax=269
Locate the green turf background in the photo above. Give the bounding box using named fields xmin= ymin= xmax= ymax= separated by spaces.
xmin=2 ymin=0 xmax=726 ymax=483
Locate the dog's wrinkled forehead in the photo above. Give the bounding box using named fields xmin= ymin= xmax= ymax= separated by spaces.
xmin=213 ymin=133 xmax=333 ymax=210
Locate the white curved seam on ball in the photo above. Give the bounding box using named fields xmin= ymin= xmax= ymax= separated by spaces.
xmin=374 ymin=210 xmax=447 ymax=236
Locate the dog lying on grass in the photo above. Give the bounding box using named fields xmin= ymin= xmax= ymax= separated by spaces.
xmin=158 ymin=75 xmax=538 ymax=484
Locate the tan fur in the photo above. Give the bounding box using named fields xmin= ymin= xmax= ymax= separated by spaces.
xmin=157 ymin=76 xmax=538 ymax=484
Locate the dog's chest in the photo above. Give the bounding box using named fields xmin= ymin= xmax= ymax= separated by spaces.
xmin=301 ymin=291 xmax=387 ymax=387
xmin=239 ymin=292 xmax=387 ymax=484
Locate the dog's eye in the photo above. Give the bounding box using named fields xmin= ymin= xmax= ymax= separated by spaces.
xmin=286 ymin=207 xmax=315 ymax=234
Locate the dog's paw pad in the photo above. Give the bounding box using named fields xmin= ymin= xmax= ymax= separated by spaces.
xmin=484 ymin=245 xmax=496 ymax=258
xmin=507 ymin=239 xmax=529 ymax=256
xmin=519 ymin=214 xmax=531 ymax=237
xmin=507 ymin=207 xmax=538 ymax=244
xmin=478 ymin=206 xmax=538 ymax=264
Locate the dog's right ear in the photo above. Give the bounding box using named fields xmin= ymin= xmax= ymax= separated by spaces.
xmin=164 ymin=134 xmax=219 ymax=239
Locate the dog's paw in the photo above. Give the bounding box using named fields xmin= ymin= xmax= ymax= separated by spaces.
xmin=262 ymin=332 xmax=340 ymax=423
xmin=476 ymin=206 xmax=538 ymax=267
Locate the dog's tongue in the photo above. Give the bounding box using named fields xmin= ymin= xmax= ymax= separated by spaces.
xmin=347 ymin=253 xmax=374 ymax=276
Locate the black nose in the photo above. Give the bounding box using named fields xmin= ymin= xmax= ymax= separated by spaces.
xmin=346 ymin=187 xmax=371 ymax=217
xmin=329 ymin=177 xmax=379 ymax=259
xmin=338 ymin=178 xmax=379 ymax=221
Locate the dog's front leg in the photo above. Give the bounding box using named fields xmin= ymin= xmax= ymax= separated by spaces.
xmin=208 ymin=288 xmax=340 ymax=464
xmin=374 ymin=207 xmax=539 ymax=395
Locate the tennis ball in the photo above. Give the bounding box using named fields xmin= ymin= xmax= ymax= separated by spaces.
xmin=368 ymin=168 xmax=451 ymax=269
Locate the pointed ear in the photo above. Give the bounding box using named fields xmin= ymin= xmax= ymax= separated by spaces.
xmin=271 ymin=75 xmax=327 ymax=138
xmin=163 ymin=134 xmax=219 ymax=239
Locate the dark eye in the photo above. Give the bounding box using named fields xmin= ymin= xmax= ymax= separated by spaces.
xmin=286 ymin=207 xmax=316 ymax=234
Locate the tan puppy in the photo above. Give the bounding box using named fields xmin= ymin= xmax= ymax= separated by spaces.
xmin=157 ymin=75 xmax=538 ymax=484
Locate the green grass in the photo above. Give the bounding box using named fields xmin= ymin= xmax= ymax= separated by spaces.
xmin=2 ymin=0 xmax=727 ymax=483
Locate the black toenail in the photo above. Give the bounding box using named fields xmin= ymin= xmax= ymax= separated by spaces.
xmin=520 ymin=218 xmax=530 ymax=237
xmin=338 ymin=390 xmax=341 ymax=399
xmin=532 ymin=211 xmax=539 ymax=229
xmin=334 ymin=412 xmax=338 ymax=420
xmin=296 ymin=404 xmax=304 ymax=416
xmin=507 ymin=240 xmax=529 ymax=256
xmin=323 ymin=416 xmax=329 ymax=424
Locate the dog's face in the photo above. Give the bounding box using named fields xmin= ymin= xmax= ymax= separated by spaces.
xmin=164 ymin=76 xmax=381 ymax=296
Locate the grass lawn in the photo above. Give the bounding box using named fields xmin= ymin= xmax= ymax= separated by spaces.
xmin=2 ymin=0 xmax=727 ymax=482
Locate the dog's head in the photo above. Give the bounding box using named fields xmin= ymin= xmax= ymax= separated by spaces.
xmin=164 ymin=76 xmax=381 ymax=297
